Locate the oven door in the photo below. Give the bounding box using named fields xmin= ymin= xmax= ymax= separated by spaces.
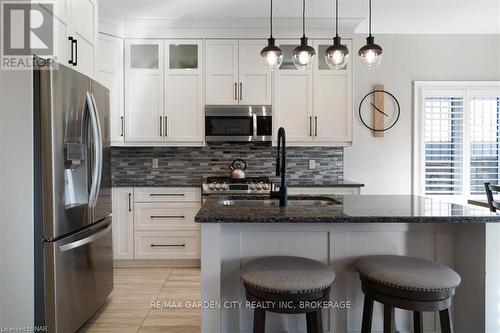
xmin=205 ymin=105 xmax=272 ymax=142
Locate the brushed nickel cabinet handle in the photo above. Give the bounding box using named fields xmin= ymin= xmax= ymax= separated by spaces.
xmin=150 ymin=244 xmax=186 ymax=247
xmin=150 ymin=215 xmax=185 ymax=219
xmin=159 ymin=116 xmax=163 ymax=136
xmin=315 ymin=116 xmax=318 ymax=137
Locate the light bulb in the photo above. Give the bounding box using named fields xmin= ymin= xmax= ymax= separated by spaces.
xmin=261 ymin=38 xmax=283 ymax=71
xmin=325 ymin=37 xmax=349 ymax=69
xmin=292 ymin=37 xmax=316 ymax=70
xmin=358 ymin=36 xmax=383 ymax=69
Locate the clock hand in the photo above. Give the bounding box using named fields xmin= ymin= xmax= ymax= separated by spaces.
xmin=370 ymin=102 xmax=389 ymax=117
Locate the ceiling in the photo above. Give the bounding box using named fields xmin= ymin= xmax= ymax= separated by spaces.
xmin=99 ymin=0 xmax=500 ymax=34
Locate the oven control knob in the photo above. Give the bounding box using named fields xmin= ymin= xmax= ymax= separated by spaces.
xmin=256 ymin=184 xmax=262 ymax=190
xmin=209 ymin=184 xmax=215 ymax=190
xmin=263 ymin=184 xmax=269 ymax=190
xmin=249 ymin=185 xmax=255 ymax=190
xmin=215 ymin=184 xmax=221 ymax=190
xmin=222 ymin=184 xmax=228 ymax=190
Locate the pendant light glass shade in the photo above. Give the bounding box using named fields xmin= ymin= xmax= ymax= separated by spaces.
xmin=293 ymin=0 xmax=315 ymax=70
xmin=293 ymin=36 xmax=315 ymax=70
xmin=324 ymin=0 xmax=349 ymax=70
xmin=358 ymin=36 xmax=383 ymax=68
xmin=261 ymin=37 xmax=283 ymax=70
xmin=358 ymin=0 xmax=383 ymax=69
xmin=261 ymin=0 xmax=283 ymax=70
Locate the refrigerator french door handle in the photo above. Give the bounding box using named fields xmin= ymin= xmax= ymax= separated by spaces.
xmin=58 ymin=222 xmax=112 ymax=252
xmin=86 ymin=92 xmax=102 ymax=208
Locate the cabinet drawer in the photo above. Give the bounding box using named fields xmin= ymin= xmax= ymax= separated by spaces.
xmin=134 ymin=203 xmax=200 ymax=231
xmin=135 ymin=187 xmax=201 ymax=203
xmin=135 ymin=231 xmax=200 ymax=259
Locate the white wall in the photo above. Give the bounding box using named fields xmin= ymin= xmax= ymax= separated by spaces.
xmin=0 ymin=69 xmax=35 ymax=327
xmin=345 ymin=34 xmax=500 ymax=194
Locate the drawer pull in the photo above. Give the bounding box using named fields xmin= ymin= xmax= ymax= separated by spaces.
xmin=149 ymin=193 xmax=185 ymax=197
xmin=150 ymin=244 xmax=186 ymax=247
xmin=150 ymin=215 xmax=185 ymax=219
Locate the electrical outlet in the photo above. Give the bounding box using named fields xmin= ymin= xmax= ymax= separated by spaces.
xmin=152 ymin=158 xmax=159 ymax=169
xmin=309 ymin=160 xmax=316 ymax=170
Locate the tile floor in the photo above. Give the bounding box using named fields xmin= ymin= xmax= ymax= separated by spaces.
xmin=78 ymin=267 xmax=201 ymax=333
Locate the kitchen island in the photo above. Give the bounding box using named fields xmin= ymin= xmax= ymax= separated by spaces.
xmin=195 ymin=195 xmax=500 ymax=333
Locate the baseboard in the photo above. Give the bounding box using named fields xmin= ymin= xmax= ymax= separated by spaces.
xmin=114 ymin=259 xmax=201 ymax=268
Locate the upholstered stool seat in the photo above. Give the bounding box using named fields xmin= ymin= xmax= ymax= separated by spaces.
xmin=355 ymin=255 xmax=461 ymax=333
xmin=241 ymin=256 xmax=336 ymax=333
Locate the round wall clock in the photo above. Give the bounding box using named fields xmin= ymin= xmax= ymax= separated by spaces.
xmin=358 ymin=85 xmax=401 ymax=136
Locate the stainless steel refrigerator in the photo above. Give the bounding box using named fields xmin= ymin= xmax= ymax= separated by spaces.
xmin=33 ymin=60 xmax=113 ymax=332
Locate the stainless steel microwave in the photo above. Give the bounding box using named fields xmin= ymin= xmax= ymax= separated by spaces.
xmin=205 ymin=105 xmax=272 ymax=142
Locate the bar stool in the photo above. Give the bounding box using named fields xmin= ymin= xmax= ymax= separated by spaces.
xmin=241 ymin=256 xmax=336 ymax=333
xmin=484 ymin=182 xmax=500 ymax=212
xmin=356 ymin=255 xmax=461 ymax=333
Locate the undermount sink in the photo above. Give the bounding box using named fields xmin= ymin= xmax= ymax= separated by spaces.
xmin=217 ymin=196 xmax=341 ymax=207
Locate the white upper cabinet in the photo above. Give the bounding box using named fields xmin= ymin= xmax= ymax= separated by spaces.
xmin=123 ymin=39 xmax=204 ymax=145
xmin=205 ymin=40 xmax=271 ymax=105
xmin=313 ymin=40 xmax=352 ymax=145
xmin=67 ymin=0 xmax=98 ymax=78
xmin=205 ymin=40 xmax=239 ymax=105
xmin=238 ymin=40 xmax=272 ymax=105
xmin=40 ymin=0 xmax=97 ymax=78
xmin=164 ymin=40 xmax=204 ymax=143
xmin=125 ymin=40 xmax=164 ymax=142
xmin=274 ymin=42 xmax=314 ymax=143
xmin=97 ymin=34 xmax=124 ymax=143
xmin=274 ymin=39 xmax=352 ymax=146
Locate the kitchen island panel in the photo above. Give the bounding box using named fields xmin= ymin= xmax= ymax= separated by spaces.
xmin=203 ymin=223 xmax=458 ymax=333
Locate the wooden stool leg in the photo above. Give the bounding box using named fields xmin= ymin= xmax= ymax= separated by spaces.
xmin=439 ymin=308 xmax=453 ymax=333
xmin=306 ymin=309 xmax=323 ymax=333
xmin=361 ymin=295 xmax=374 ymax=333
xmin=383 ymin=305 xmax=395 ymax=333
xmin=253 ymin=308 xmax=266 ymax=333
xmin=413 ymin=311 xmax=423 ymax=333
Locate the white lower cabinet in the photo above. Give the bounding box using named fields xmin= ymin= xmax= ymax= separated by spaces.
xmin=135 ymin=231 xmax=201 ymax=260
xmin=112 ymin=188 xmax=134 ymax=259
xmin=112 ymin=187 xmax=201 ymax=262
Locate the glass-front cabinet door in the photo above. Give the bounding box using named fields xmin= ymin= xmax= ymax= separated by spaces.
xmin=164 ymin=40 xmax=204 ymax=143
xmin=124 ymin=40 xmax=164 ymax=142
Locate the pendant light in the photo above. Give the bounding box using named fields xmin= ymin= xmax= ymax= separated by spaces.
xmin=324 ymin=0 xmax=349 ymax=69
xmin=261 ymin=0 xmax=283 ymax=70
xmin=292 ymin=0 xmax=315 ymax=70
xmin=358 ymin=0 xmax=383 ymax=69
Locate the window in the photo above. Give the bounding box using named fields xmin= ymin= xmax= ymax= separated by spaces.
xmin=414 ymin=82 xmax=500 ymax=199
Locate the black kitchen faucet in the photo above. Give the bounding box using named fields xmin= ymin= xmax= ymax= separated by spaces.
xmin=270 ymin=127 xmax=288 ymax=207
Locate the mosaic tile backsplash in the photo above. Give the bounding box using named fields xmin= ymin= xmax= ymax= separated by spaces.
xmin=111 ymin=144 xmax=344 ymax=187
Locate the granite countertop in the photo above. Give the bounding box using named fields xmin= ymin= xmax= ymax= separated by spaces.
xmin=112 ymin=177 xmax=364 ymax=188
xmin=194 ymin=195 xmax=499 ymax=223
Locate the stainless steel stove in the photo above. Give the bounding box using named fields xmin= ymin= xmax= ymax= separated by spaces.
xmin=202 ymin=176 xmax=271 ymax=196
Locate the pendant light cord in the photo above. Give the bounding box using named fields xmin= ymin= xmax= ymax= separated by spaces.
xmin=369 ymin=0 xmax=372 ymax=36
xmin=302 ymin=0 xmax=306 ymax=37
xmin=335 ymin=0 xmax=339 ymax=37
xmin=270 ymin=0 xmax=273 ymax=37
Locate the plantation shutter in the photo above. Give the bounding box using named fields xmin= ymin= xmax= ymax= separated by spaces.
xmin=423 ymin=96 xmax=464 ymax=195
